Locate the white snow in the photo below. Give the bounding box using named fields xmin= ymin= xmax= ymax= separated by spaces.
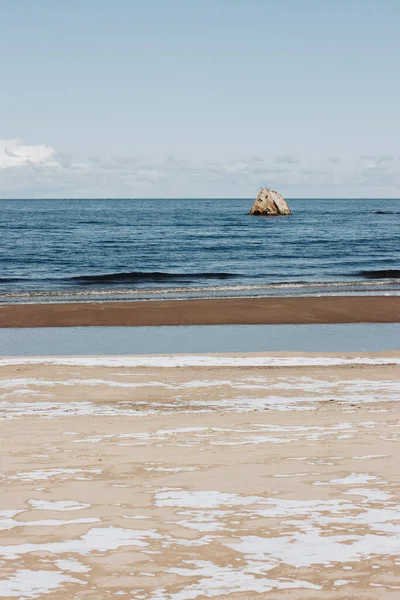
xmin=0 ymin=526 xmax=161 ymax=558
xmin=329 ymin=473 xmax=378 ymax=485
xmin=28 ymin=500 xmax=90 ymax=511
xmin=0 ymin=569 xmax=82 ymax=598
xmin=55 ymin=558 xmax=90 ymax=573
xmin=5 ymin=468 xmax=101 ymax=482
xmin=228 ymin=531 xmax=400 ymax=568
xmin=166 ymin=560 xmax=320 ymax=598
xmin=1 ymin=355 xmax=400 ymax=368
xmin=155 ymin=489 xmax=262 ymax=509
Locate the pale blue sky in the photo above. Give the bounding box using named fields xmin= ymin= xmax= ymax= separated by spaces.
xmin=1 ymin=0 xmax=399 ymax=197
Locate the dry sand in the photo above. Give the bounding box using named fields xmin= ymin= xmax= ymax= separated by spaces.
xmin=1 ymin=295 xmax=400 ymax=327
xmin=1 ymin=352 xmax=400 ymax=598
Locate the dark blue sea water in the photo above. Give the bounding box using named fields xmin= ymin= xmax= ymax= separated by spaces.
xmin=0 ymin=198 xmax=399 ymax=303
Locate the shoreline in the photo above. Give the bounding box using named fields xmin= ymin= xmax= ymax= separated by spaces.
xmin=0 ymin=295 xmax=399 ymax=328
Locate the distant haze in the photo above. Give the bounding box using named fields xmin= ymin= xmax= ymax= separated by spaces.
xmin=0 ymin=0 xmax=399 ymax=198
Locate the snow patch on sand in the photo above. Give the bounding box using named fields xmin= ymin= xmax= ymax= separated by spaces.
xmin=5 ymin=468 xmax=101 ymax=482
xmin=55 ymin=558 xmax=90 ymax=573
xmin=229 ymin=530 xmax=400 ymax=568
xmin=0 ymin=526 xmax=161 ymax=558
xmin=155 ymin=489 xmax=263 ymax=509
xmin=0 ymin=569 xmax=82 ymax=598
xmin=167 ymin=560 xmax=320 ymax=597
xmin=1 ymin=355 xmax=400 ymax=368
xmin=28 ymin=500 xmax=90 ymax=511
xmin=330 ymin=473 xmax=378 ymax=485
xmin=0 ymin=514 xmax=99 ymax=531
xmin=0 ymin=400 xmax=155 ymax=420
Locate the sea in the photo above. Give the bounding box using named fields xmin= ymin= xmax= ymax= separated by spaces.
xmin=0 ymin=197 xmax=399 ymax=303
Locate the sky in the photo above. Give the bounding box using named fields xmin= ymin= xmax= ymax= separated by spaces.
xmin=0 ymin=0 xmax=399 ymax=198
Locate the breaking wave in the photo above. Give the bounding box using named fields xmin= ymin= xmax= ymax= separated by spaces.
xmin=1 ymin=278 xmax=399 ymax=303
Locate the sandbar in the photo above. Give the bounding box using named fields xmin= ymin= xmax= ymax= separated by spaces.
xmin=0 ymin=294 xmax=399 ymax=327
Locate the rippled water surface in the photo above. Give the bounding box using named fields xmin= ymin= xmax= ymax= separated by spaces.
xmin=0 ymin=198 xmax=399 ymax=301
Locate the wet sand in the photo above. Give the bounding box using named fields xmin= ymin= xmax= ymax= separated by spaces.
xmin=1 ymin=352 xmax=400 ymax=598
xmin=0 ymin=295 xmax=400 ymax=327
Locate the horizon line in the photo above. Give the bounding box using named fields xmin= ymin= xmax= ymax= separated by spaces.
xmin=1 ymin=197 xmax=400 ymax=201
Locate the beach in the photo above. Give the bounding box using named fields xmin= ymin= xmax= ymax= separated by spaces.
xmin=1 ymin=201 xmax=400 ymax=598
xmin=1 ymin=352 xmax=400 ymax=598
xmin=3 ymin=1 xmax=400 ymax=597
xmin=1 ymin=295 xmax=400 ymax=327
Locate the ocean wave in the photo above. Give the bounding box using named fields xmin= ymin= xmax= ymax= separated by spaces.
xmin=70 ymin=271 xmax=239 ymax=284
xmin=0 ymin=279 xmax=399 ymax=301
xmin=0 ymin=272 xmax=239 ymax=285
xmin=76 ymin=220 xmax=110 ymax=225
xmin=0 ymin=277 xmax=25 ymax=283
xmin=369 ymin=211 xmax=400 ymax=215
xmin=2 ymin=268 xmax=400 ymax=288
xmin=359 ymin=269 xmax=400 ymax=279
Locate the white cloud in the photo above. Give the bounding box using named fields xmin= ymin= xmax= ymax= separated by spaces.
xmin=0 ymin=138 xmax=399 ymax=197
xmin=359 ymin=154 xmax=394 ymax=164
xmin=275 ymin=154 xmax=300 ymax=165
xmin=0 ymin=139 xmax=56 ymax=169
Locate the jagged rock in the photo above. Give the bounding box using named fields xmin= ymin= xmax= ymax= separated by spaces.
xmin=249 ymin=188 xmax=291 ymax=216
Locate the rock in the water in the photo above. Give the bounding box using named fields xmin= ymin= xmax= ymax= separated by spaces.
xmin=249 ymin=188 xmax=291 ymax=216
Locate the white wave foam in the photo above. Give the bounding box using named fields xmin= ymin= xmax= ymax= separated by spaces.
xmin=1 ymin=278 xmax=399 ymax=302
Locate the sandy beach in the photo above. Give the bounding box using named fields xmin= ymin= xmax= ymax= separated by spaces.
xmin=1 ymin=295 xmax=400 ymax=327
xmin=1 ymin=352 xmax=400 ymax=598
